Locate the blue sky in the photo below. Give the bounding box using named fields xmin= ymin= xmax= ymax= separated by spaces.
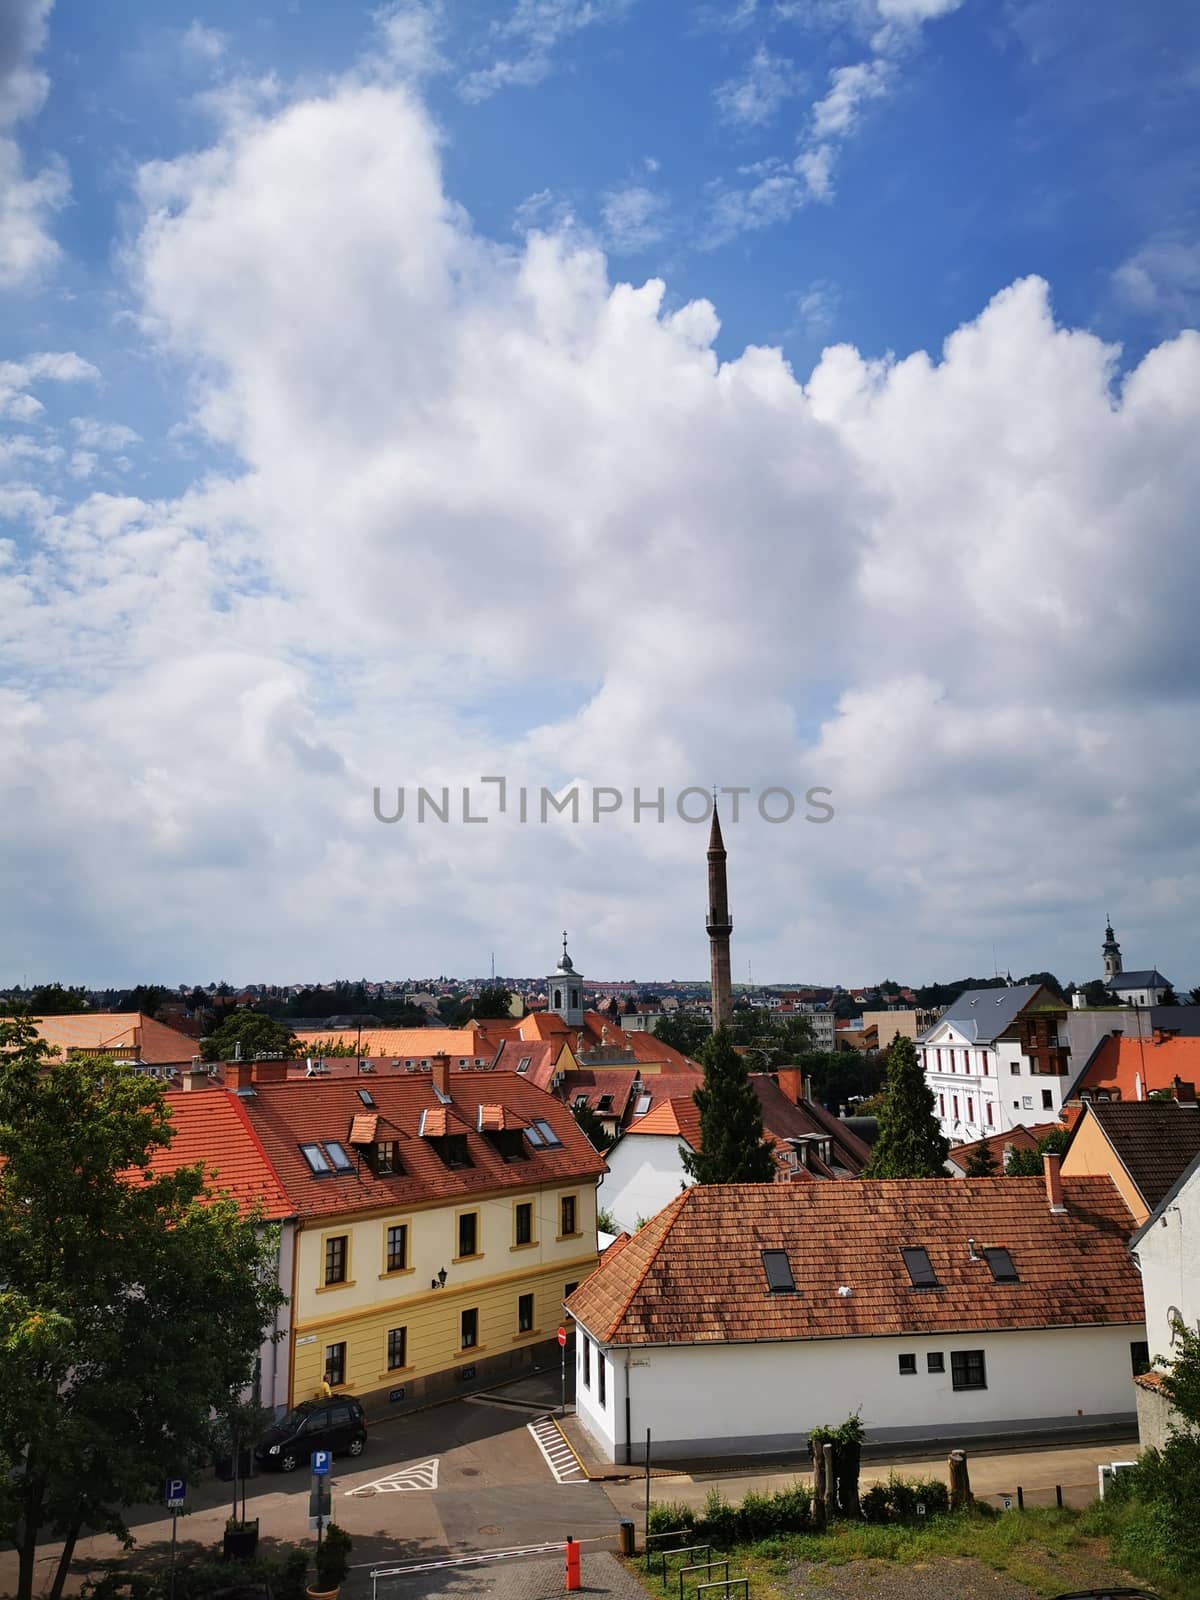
xmin=1 ymin=0 xmax=1198 ymax=988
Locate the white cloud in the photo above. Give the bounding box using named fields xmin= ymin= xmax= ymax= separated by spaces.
xmin=789 ymin=278 xmax=841 ymax=339
xmin=795 ymin=142 xmax=834 ymax=200
xmin=71 ymin=416 xmax=142 ymax=451
xmin=67 ymin=449 xmax=97 ymax=479
xmin=179 ymin=19 xmax=228 ymax=67
xmin=372 ymin=0 xmax=447 ymax=81
xmin=0 ymin=0 xmax=67 ymax=289
xmin=600 ymin=184 xmax=667 ymax=253
xmin=811 ymin=57 xmax=891 ymax=137
xmin=0 ymin=351 xmax=99 ymax=420
xmin=1112 ymin=234 xmax=1200 ymax=328
xmin=459 ymin=0 xmax=635 ymax=102
xmin=3 ymin=77 xmax=1200 ymax=988
xmin=715 ymin=46 xmax=803 ymax=128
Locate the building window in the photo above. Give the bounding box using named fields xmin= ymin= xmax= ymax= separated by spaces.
xmin=324 ymin=1235 xmax=348 ymax=1286
xmin=553 ymin=988 xmax=562 ymax=1008
xmin=387 ymin=1327 xmax=407 ymax=1370
xmin=598 ymin=1353 xmax=607 ymax=1408
xmin=951 ymin=1349 xmax=986 ymax=1391
xmin=980 ymin=1052 xmax=989 ymax=1075
xmin=582 ymin=1335 xmax=591 ymax=1389
xmin=515 ymin=1202 xmax=533 ymax=1246
xmin=898 ymin=1353 xmax=917 ymax=1375
xmin=1130 ymin=1341 xmax=1151 ymax=1376
xmin=1010 ymin=1061 xmax=1020 ymax=1075
xmin=458 ymin=1211 xmax=479 ymax=1258
xmin=324 ymin=1342 xmax=346 ymax=1387
xmin=518 ymin=1293 xmax=534 ymax=1333
xmin=1042 ymin=1089 xmax=1054 ymax=1109
xmin=936 ymin=1048 xmax=943 ymax=1070
xmin=565 ymin=1281 xmax=578 ymax=1298
xmin=952 ymin=1095 xmax=959 ymax=1119
xmin=966 ymin=1097 xmax=974 ymax=1122
xmin=561 ymin=1194 xmax=578 ymax=1236
xmin=386 ymin=1224 xmax=408 ymax=1273
xmin=938 ymin=1093 xmax=945 ymax=1117
xmin=1022 ymin=1096 xmax=1033 ymax=1109
xmin=986 ymin=1102 xmax=994 ymax=1127
xmin=927 ymin=1351 xmax=945 ymax=1373
xmin=461 ymin=1308 xmax=478 ymax=1350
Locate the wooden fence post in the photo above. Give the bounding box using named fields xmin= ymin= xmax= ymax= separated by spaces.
xmin=949 ymin=1449 xmax=971 ymax=1511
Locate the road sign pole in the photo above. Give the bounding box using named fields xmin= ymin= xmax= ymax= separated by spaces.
xmin=168 ymin=1510 xmax=177 ymax=1600
xmin=557 ymin=1325 xmax=568 ymax=1417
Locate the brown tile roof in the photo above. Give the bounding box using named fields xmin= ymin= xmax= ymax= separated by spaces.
xmin=565 ymin=1177 xmax=1143 ymax=1346
xmin=34 ymin=1012 xmax=200 ymax=1067
xmin=1066 ymin=1033 xmax=1200 ymax=1106
xmin=142 ymin=1091 xmax=292 ymax=1219
xmin=238 ymin=1073 xmax=606 ymax=1218
xmin=752 ymin=1078 xmax=870 ymax=1174
xmin=476 ymin=1104 xmax=529 ymax=1133
xmin=517 ymin=1010 xmax=698 ymax=1071
xmin=946 ymin=1123 xmax=1060 ymax=1173
xmin=1076 ymin=1100 xmax=1200 ymax=1212
xmin=490 ymin=1040 xmax=560 ymax=1090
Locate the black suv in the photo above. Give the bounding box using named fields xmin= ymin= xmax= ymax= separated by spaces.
xmin=254 ymin=1397 xmax=367 ymax=1473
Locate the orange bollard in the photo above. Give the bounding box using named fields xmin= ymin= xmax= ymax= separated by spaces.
xmin=565 ymin=1536 xmax=581 ymax=1591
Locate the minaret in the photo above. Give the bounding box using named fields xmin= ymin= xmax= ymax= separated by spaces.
xmin=706 ymin=803 xmax=733 ymax=1032
xmin=1102 ymin=917 xmax=1123 ymax=984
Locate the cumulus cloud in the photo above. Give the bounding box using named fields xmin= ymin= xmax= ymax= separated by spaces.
xmin=600 ymin=184 xmax=668 ymax=253
xmin=0 ymin=0 xmax=67 ymax=288
xmin=0 ymin=350 xmax=99 ymax=420
xmin=71 ymin=416 xmax=142 ymax=451
xmin=372 ymin=0 xmax=447 ymax=82
xmin=2 ymin=73 xmax=1199 ymax=986
xmin=715 ymin=46 xmax=804 ymax=128
xmin=459 ymin=0 xmax=635 ymax=102
xmin=1112 ymin=234 xmax=1200 ymax=329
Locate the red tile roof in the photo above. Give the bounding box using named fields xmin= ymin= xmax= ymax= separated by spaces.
xmin=624 ymin=1096 xmax=703 ymax=1147
xmin=565 ymin=1177 xmax=1143 ymax=1345
xmin=145 ymin=1091 xmax=292 ymax=1219
xmin=1066 ymin=1033 xmax=1200 ymax=1107
xmin=490 ymin=1040 xmax=561 ymax=1090
xmin=517 ymin=1010 xmax=697 ymax=1071
xmin=34 ymin=1012 xmax=200 ymax=1066
xmin=237 ymin=1073 xmax=606 ymax=1218
xmin=294 ymin=1027 xmax=490 ymax=1060
xmin=946 ymin=1123 xmax=1060 ymax=1173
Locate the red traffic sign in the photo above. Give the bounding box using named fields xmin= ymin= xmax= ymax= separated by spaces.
xmin=557 ymin=1326 xmax=568 ymax=1346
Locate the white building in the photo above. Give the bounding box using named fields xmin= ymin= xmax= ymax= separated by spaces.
xmin=920 ymin=984 xmax=1071 ymax=1145
xmin=567 ymin=1164 xmax=1144 ymax=1463
xmin=1128 ymin=1151 xmax=1200 ymax=1447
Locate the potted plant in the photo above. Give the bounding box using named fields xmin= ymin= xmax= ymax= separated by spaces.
xmin=222 ymin=1513 xmax=260 ymax=1560
xmin=212 ymin=1394 xmax=271 ymax=1560
xmin=307 ymin=1522 xmax=352 ymax=1599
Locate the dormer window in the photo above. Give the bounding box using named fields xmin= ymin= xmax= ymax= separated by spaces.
xmin=435 ymin=1133 xmax=472 ymax=1169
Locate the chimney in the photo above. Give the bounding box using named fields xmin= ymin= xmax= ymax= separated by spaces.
xmin=776 ymin=1069 xmax=803 ymax=1105
xmin=1172 ymin=1077 xmax=1198 ymax=1106
xmin=226 ymin=1061 xmax=254 ymax=1092
xmin=431 ymin=1052 xmax=451 ymax=1097
xmin=253 ymin=1059 xmax=289 ymax=1084
xmin=1044 ymin=1152 xmax=1067 ymax=1213
xmin=183 ymin=1066 xmax=208 ymax=1093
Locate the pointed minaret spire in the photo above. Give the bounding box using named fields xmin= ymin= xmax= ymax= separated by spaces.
xmin=706 ymin=797 xmax=733 ymax=1032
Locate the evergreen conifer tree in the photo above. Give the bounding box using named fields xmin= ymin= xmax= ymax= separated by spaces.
xmin=962 ymin=1139 xmax=998 ymax=1177
xmin=862 ymin=1035 xmax=950 ymax=1178
xmin=682 ymin=1026 xmax=776 ymax=1184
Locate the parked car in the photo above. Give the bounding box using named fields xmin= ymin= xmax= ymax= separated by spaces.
xmin=254 ymin=1397 xmax=367 ymax=1472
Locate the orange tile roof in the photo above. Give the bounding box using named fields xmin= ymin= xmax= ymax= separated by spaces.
xmin=238 ymin=1072 xmax=606 ymax=1218
xmin=517 ymin=1010 xmax=697 ymax=1071
xmin=297 ymin=1027 xmax=489 ymax=1060
xmin=348 ymin=1111 xmax=378 ymax=1144
xmin=33 ymin=1012 xmax=200 ymax=1066
xmin=565 ymin=1176 xmax=1142 ymax=1345
xmin=1067 ymin=1033 xmax=1200 ymax=1105
xmin=490 ymin=1040 xmax=561 ymax=1090
xmin=145 ymin=1091 xmax=292 ymax=1218
xmin=624 ymin=1096 xmax=702 ymax=1146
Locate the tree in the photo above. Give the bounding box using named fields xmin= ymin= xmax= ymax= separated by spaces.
xmin=0 ymin=1016 xmax=285 ymax=1600
xmin=114 ymin=985 xmax=173 ymax=1020
xmin=1004 ymin=1128 xmax=1070 ymax=1176
xmin=1159 ymin=984 xmax=1180 ymax=1007
xmin=25 ymin=983 xmax=91 ymax=1015
xmin=1081 ymin=979 xmax=1115 ymax=1007
xmin=466 ymin=985 xmax=514 ymax=1020
xmin=962 ymin=1140 xmax=999 ymax=1177
xmin=572 ymin=1101 xmax=616 ymax=1152
xmin=653 ymin=1011 xmax=710 ymax=1059
xmin=200 ymin=1008 xmax=300 ymax=1062
xmin=862 ymin=1035 xmax=950 ymax=1179
xmin=681 ymin=1026 xmax=776 ymax=1185
xmin=1189 ymin=987 xmax=1200 ymax=1007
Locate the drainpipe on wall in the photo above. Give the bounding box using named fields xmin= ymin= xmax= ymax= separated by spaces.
xmin=624 ymin=1351 xmax=632 ymax=1467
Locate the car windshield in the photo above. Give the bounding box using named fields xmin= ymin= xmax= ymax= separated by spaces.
xmin=276 ymin=1407 xmax=315 ymax=1432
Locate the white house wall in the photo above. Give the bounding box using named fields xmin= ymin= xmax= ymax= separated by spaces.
xmin=571 ymin=1323 xmax=1142 ymax=1462
xmin=597 ymin=1135 xmax=691 ymax=1234
xmin=1135 ymin=1162 xmax=1200 ymax=1360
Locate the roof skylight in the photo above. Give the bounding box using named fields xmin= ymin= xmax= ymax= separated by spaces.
xmin=762 ymin=1249 xmax=796 ymax=1294
xmin=983 ymin=1246 xmax=1019 ymax=1283
xmin=901 ymin=1247 xmax=940 ymax=1289
xmin=299 ymin=1142 xmax=330 ymax=1175
xmin=325 ymin=1141 xmax=353 ymax=1172
xmin=533 ymin=1118 xmax=562 ymax=1147
xmin=357 ymin=1088 xmax=376 ymax=1107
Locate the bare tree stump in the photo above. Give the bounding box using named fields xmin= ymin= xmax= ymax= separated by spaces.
xmin=949 ymin=1449 xmax=972 ymax=1511
xmin=840 ymin=1438 xmax=862 ymax=1519
xmin=811 ymin=1440 xmax=826 ymax=1530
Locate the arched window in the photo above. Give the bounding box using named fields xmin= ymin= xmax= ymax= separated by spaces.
xmin=553 ymin=988 xmax=562 ymax=1009
xmin=571 ymin=989 xmax=579 ymax=1008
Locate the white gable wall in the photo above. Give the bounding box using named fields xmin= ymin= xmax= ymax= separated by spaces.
xmin=571 ymin=1321 xmax=1142 ymax=1463
xmin=597 ymin=1133 xmax=692 ymax=1234
xmin=1134 ymin=1160 xmax=1200 ymax=1358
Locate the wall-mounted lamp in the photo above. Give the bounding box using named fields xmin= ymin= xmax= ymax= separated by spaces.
xmin=431 ymin=1266 xmax=448 ymax=1290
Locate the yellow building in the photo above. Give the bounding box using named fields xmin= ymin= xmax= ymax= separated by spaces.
xmin=233 ymin=1056 xmax=605 ymax=1414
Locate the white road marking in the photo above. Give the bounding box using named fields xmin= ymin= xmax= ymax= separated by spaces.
xmin=344 ymin=1457 xmax=439 ymax=1495
xmin=527 ymin=1415 xmax=587 ymax=1483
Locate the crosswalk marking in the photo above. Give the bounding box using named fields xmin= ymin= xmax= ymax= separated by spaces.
xmin=344 ymin=1457 xmax=439 ymax=1495
xmin=527 ymin=1415 xmax=587 ymax=1483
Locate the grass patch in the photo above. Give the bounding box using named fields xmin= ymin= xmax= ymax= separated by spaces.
xmin=628 ymin=1503 xmax=1192 ymax=1600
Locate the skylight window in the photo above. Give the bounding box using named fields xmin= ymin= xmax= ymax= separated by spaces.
xmin=901 ymin=1247 xmax=940 ymax=1289
xmin=983 ymin=1246 xmax=1019 ymax=1283
xmin=299 ymin=1142 xmax=330 ymax=1175
xmin=596 ymin=1094 xmax=614 ymax=1112
xmin=524 ymin=1124 xmax=544 ymax=1147
xmin=517 ymin=1057 xmax=532 ymax=1074
xmin=357 ymin=1088 xmax=376 ymax=1107
xmin=533 ymin=1118 xmax=562 ymax=1147
xmin=762 ymin=1250 xmax=796 ymax=1294
xmin=634 ymin=1094 xmax=652 ymax=1116
xmin=325 ymin=1141 xmax=353 ymax=1172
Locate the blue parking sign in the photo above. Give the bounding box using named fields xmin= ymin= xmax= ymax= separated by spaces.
xmin=164 ymin=1477 xmax=186 ymax=1509
xmin=311 ymin=1449 xmax=331 ymax=1476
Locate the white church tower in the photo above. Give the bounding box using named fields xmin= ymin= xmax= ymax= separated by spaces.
xmin=548 ymin=932 xmax=584 ymax=1027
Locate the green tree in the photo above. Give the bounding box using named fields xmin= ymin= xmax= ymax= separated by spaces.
xmin=653 ymin=1011 xmax=710 ymax=1059
xmin=0 ymin=1016 xmax=285 ymax=1600
xmin=115 ymin=985 xmax=173 ymax=1020
xmin=1081 ymin=979 xmax=1115 ymax=1007
xmin=962 ymin=1140 xmax=999 ymax=1176
xmin=200 ymin=1008 xmax=300 ymax=1062
xmin=466 ymin=985 xmax=514 ymax=1020
xmin=1189 ymin=987 xmax=1200 ymax=1006
xmin=572 ymin=1101 xmax=616 ymax=1152
xmin=26 ymin=983 xmax=91 ymax=1015
xmin=862 ymin=1035 xmax=950 ymax=1179
xmin=681 ymin=1026 xmax=776 ymax=1185
xmin=1159 ymin=984 xmax=1180 ymax=1007
xmin=1004 ymin=1128 xmax=1069 ymax=1176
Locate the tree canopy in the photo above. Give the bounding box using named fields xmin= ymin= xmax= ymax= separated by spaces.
xmin=200 ymin=1007 xmax=300 ymax=1062
xmin=862 ymin=1035 xmax=950 ymax=1179
xmin=653 ymin=1011 xmax=710 ymax=1059
xmin=0 ymin=1016 xmax=285 ymax=1600
xmin=962 ymin=1139 xmax=999 ymax=1176
xmin=24 ymin=982 xmax=92 ymax=1015
xmin=571 ymin=1101 xmax=616 ymax=1152
xmin=1004 ymin=1127 xmax=1069 ymax=1175
xmin=682 ymin=1026 xmax=776 ymax=1185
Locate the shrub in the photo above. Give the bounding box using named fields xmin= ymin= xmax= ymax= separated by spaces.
xmin=314 ymin=1522 xmax=353 ymax=1591
xmin=861 ymin=1484 xmax=891 ymax=1524
xmin=647 ymin=1501 xmax=695 ymax=1537
xmin=698 ymin=1486 xmax=740 ymax=1549
xmin=857 ymin=1473 xmax=951 ymax=1524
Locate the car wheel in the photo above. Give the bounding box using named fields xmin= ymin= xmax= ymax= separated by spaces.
xmin=279 ymin=1451 xmax=300 ymax=1473
xmin=348 ymin=1435 xmax=365 ymax=1457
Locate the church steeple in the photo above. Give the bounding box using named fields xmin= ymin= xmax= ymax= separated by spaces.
xmin=706 ymin=800 xmax=733 ymax=1032
xmin=548 ymin=931 xmax=584 ymax=1027
xmin=1102 ymin=916 xmax=1123 ymax=984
